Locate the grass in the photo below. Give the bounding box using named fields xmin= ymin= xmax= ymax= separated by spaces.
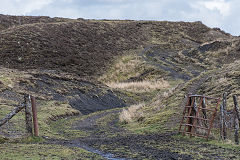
xmin=0 ymin=103 xmax=26 ymax=137
xmin=118 ymin=78 xmax=185 ymax=134
xmin=0 ymin=143 xmax=102 ymax=160
xmin=0 ymin=97 xmax=86 ymax=159
xmin=0 ymin=67 xmax=32 ymax=90
xmin=0 ymin=67 xmax=86 ymax=140
xmin=170 ymin=134 xmax=240 ymax=159
xmin=98 ymin=49 xmax=164 ymax=83
xmin=107 ymin=79 xmax=169 ymax=93
xmin=50 ymin=116 xmax=90 ymax=140
xmin=119 ymin=103 xmax=145 ymax=124
xmin=50 ymin=108 xmax=123 ymax=140
xmin=32 ymin=100 xmax=81 ymax=138
xmin=125 ymin=122 xmax=168 ymax=134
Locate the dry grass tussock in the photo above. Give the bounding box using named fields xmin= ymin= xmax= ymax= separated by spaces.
xmin=217 ymin=77 xmax=228 ymax=84
xmin=98 ymin=53 xmax=145 ymax=83
xmin=150 ymin=84 xmax=180 ymax=111
xmin=119 ymin=103 xmax=145 ymax=124
xmin=107 ymin=79 xmax=169 ymax=92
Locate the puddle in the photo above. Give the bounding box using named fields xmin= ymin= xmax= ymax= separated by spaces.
xmin=72 ymin=142 xmax=127 ymax=160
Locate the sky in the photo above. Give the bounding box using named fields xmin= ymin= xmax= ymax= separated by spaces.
xmin=0 ymin=0 xmax=239 ymax=36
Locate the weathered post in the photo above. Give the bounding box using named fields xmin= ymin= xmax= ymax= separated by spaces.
xmin=220 ymin=92 xmax=227 ymax=140
xmin=202 ymin=97 xmax=208 ymax=128
xmin=233 ymin=95 xmax=239 ymax=145
xmin=234 ymin=111 xmax=239 ymax=145
xmin=24 ymin=94 xmax=33 ymax=135
xmin=233 ymin=95 xmax=240 ymax=121
xmin=30 ymin=96 xmax=39 ymax=136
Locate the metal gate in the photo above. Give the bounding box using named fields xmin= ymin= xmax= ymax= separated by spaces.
xmin=179 ymin=94 xmax=220 ymax=140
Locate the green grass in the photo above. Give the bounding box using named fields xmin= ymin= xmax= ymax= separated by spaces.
xmin=0 ymin=100 xmax=80 ymax=139
xmin=50 ymin=108 xmax=123 ymax=140
xmin=171 ymin=134 xmax=240 ymax=159
xmin=50 ymin=116 xmax=90 ymax=140
xmin=0 ymin=143 xmax=103 ymax=160
xmin=36 ymin=100 xmax=80 ymax=138
xmin=125 ymin=122 xmax=168 ymax=134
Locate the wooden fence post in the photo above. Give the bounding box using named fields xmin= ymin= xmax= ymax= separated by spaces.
xmin=233 ymin=95 xmax=239 ymax=145
xmin=24 ymin=94 xmax=33 ymax=135
xmin=202 ymin=97 xmax=208 ymax=128
xmin=220 ymin=92 xmax=227 ymax=140
xmin=233 ymin=95 xmax=240 ymax=121
xmin=30 ymin=96 xmax=39 ymax=136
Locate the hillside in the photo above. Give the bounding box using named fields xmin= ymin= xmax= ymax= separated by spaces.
xmin=0 ymin=15 xmax=232 ymax=78
xmin=0 ymin=14 xmax=240 ymax=159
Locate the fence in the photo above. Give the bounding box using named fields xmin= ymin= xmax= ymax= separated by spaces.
xmin=179 ymin=93 xmax=240 ymax=144
xmin=219 ymin=93 xmax=240 ymax=144
xmin=0 ymin=94 xmax=39 ymax=136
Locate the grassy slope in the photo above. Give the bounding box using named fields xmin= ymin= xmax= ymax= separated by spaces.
xmin=96 ymin=20 xmax=240 ymax=144
xmin=97 ymin=51 xmax=240 ymax=159
xmin=108 ymin=56 xmax=240 ymax=148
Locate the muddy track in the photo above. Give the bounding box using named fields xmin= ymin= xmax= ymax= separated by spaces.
xmin=45 ymin=108 xmax=240 ymax=160
xmin=178 ymin=72 xmax=211 ymax=118
xmin=139 ymin=46 xmax=192 ymax=80
xmin=45 ymin=109 xmax=192 ymax=160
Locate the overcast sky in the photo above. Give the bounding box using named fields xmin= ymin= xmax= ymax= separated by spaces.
xmin=0 ymin=0 xmax=239 ymax=36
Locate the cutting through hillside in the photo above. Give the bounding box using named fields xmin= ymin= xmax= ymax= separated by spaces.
xmin=1 ymin=15 xmax=240 ymax=159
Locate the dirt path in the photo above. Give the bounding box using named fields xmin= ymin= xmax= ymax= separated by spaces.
xmin=46 ymin=109 xmax=192 ymax=160
xmin=43 ymin=47 xmax=236 ymax=159
xmin=139 ymin=45 xmax=192 ymax=80
xmin=44 ymin=108 xmax=240 ymax=159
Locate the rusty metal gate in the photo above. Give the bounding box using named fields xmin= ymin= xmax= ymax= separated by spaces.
xmin=179 ymin=94 xmax=220 ymax=140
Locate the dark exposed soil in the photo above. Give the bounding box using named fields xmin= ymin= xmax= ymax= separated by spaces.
xmin=45 ymin=110 xmax=192 ymax=160
xmin=0 ymin=69 xmax=129 ymax=115
xmin=140 ymin=45 xmax=193 ymax=80
xmin=138 ymin=40 xmax=240 ymax=81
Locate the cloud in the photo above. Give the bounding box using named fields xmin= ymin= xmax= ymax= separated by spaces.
xmin=0 ymin=0 xmax=240 ymax=35
xmin=185 ymin=0 xmax=240 ymax=35
xmin=197 ymin=0 xmax=231 ymax=17
xmin=0 ymin=0 xmax=54 ymax=15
